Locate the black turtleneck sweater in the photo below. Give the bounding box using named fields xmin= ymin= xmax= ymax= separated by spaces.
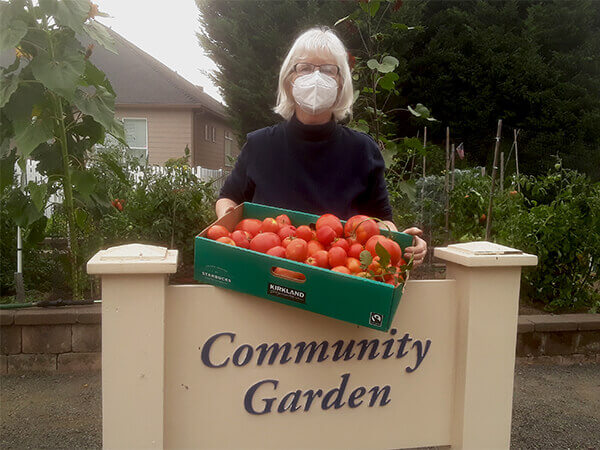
xmin=218 ymin=115 xmax=393 ymax=221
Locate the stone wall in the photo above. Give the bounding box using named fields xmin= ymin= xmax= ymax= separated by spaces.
xmin=1 ymin=306 xmax=599 ymax=373
xmin=1 ymin=305 xmax=101 ymax=374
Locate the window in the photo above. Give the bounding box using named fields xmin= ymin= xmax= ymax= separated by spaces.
xmin=97 ymin=117 xmax=147 ymax=165
xmin=123 ymin=118 xmax=148 ymax=163
xmin=224 ymin=130 xmax=233 ymax=166
xmin=205 ymin=123 xmax=217 ymax=142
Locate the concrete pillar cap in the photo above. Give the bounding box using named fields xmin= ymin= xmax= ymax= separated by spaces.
xmin=434 ymin=241 xmax=537 ymax=267
xmin=87 ymin=244 xmax=178 ymax=274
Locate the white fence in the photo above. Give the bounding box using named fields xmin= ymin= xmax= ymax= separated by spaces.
xmin=15 ymin=160 xmax=227 ymax=217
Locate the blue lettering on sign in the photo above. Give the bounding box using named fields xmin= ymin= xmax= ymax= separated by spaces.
xmin=243 ymin=373 xmax=392 ymax=415
xmin=199 ymin=328 xmax=432 ymax=415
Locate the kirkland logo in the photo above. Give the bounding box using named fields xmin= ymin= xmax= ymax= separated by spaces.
xmin=268 ymin=283 xmax=306 ymax=304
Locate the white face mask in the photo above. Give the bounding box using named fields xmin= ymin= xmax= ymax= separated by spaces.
xmin=291 ymin=71 xmax=338 ymax=115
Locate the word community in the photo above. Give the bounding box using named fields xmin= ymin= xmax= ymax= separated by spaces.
xmin=200 ymin=329 xmax=432 ymax=415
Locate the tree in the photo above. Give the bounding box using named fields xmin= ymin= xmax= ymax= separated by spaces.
xmin=1 ymin=0 xmax=125 ymax=299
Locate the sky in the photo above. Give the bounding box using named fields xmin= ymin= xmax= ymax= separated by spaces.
xmin=96 ymin=0 xmax=223 ymax=103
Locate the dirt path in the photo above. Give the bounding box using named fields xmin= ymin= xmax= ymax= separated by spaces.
xmin=1 ymin=364 xmax=599 ymax=449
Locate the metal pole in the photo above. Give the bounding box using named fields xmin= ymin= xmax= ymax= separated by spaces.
xmin=485 ymin=120 xmax=503 ymax=241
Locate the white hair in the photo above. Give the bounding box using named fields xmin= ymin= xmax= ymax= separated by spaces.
xmin=273 ymin=27 xmax=354 ymax=122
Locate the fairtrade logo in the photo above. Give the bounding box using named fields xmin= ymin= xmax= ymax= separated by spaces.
xmin=369 ymin=312 xmax=383 ymax=327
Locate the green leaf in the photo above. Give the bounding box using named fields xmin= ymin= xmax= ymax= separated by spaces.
xmin=375 ymin=242 xmax=391 ymax=267
xmin=74 ymin=207 xmax=89 ymax=230
xmin=359 ymin=250 xmax=373 ymax=268
xmin=30 ymin=51 xmax=85 ymax=99
xmin=367 ymin=59 xmax=379 ymax=70
xmin=28 ymin=181 xmax=47 ymax=211
xmin=391 ymin=23 xmax=410 ymax=31
xmin=25 ymin=216 xmax=48 ymax=246
xmin=83 ymin=21 xmax=117 ymax=54
xmin=2 ymin=55 xmax=22 ymax=74
xmin=352 ymin=89 xmax=360 ymax=103
xmin=334 ymin=14 xmax=351 ymax=27
xmin=3 ymin=81 xmax=46 ymax=123
xmin=14 ymin=117 xmax=54 ymax=158
xmin=73 ymin=85 xmax=125 ymax=141
xmin=378 ymin=72 xmax=399 ymax=90
xmin=397 ymin=180 xmax=417 ymax=202
xmin=0 ymin=3 xmax=27 ymax=53
xmin=72 ymin=115 xmax=105 ymax=144
xmin=54 ymin=0 xmax=90 ymax=34
xmin=381 ymin=146 xmax=394 ymax=168
xmin=378 ymin=55 xmax=399 ymax=74
xmin=38 ymin=0 xmax=58 ymax=16
xmin=0 ymin=151 xmax=17 ymax=192
xmin=0 ymin=72 xmax=20 ymax=108
xmin=350 ymin=120 xmax=369 ymax=134
xmin=360 ymin=0 xmax=380 ymax=17
xmin=5 ymin=190 xmax=43 ymax=227
xmin=71 ymin=168 xmax=97 ymax=198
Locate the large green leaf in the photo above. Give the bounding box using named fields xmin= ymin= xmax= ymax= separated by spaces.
xmin=378 ymin=55 xmax=399 ymax=73
xmin=74 ymin=207 xmax=89 ymax=229
xmin=3 ymin=81 xmax=46 ymax=123
xmin=28 ymin=181 xmax=47 ymax=211
xmin=0 ymin=3 xmax=27 ymax=53
xmin=378 ymin=72 xmax=399 ymax=91
xmin=13 ymin=117 xmax=54 ymax=158
xmin=0 ymin=72 xmax=20 ymax=108
xmin=83 ymin=60 xmax=116 ymax=96
xmin=30 ymin=51 xmax=85 ymax=99
xmin=367 ymin=59 xmax=379 ymax=70
xmin=54 ymin=0 xmax=90 ymax=34
xmin=72 ymin=85 xmax=124 ymax=141
xmin=5 ymin=190 xmax=43 ymax=227
xmin=83 ymin=21 xmax=117 ymax=54
xmin=71 ymin=168 xmax=97 ymax=198
xmin=359 ymin=0 xmax=380 ymax=17
xmin=0 ymin=151 xmax=17 ymax=192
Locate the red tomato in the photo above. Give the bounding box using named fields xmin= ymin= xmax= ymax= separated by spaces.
xmin=307 ymin=240 xmax=325 ymax=256
xmin=311 ymin=250 xmax=329 ymax=268
xmin=344 ymin=214 xmax=370 ymax=238
xmin=260 ymin=217 xmax=280 ymax=233
xmin=278 ymin=225 xmax=297 ymax=240
xmin=250 ymin=232 xmax=281 ymax=253
xmin=331 ymin=237 xmax=350 ymax=253
xmin=348 ymin=243 xmax=364 ymax=259
xmin=286 ymin=239 xmax=308 ymax=262
xmin=296 ymin=225 xmax=313 ymax=242
xmin=276 ymin=214 xmax=292 ymax=226
xmin=316 ymin=214 xmax=343 ymax=237
xmin=305 ymin=256 xmax=318 ymax=267
xmin=281 ymin=236 xmax=296 ymax=248
xmin=346 ymin=236 xmax=358 ymax=247
xmin=346 ymin=257 xmax=361 ymax=273
xmin=365 ymin=235 xmax=401 ymax=265
xmin=368 ymin=256 xmax=383 ymax=277
xmin=354 ymin=219 xmax=379 ymax=244
xmin=331 ymin=266 xmax=351 ymax=274
xmin=216 ymin=236 xmax=236 ymax=246
xmin=266 ymin=246 xmax=286 ymax=258
xmin=397 ymin=257 xmax=407 ymax=268
xmin=207 ymin=225 xmax=230 ymax=240
xmin=231 ymin=230 xmax=251 ymax=249
xmin=235 ymin=219 xmax=262 ymax=237
xmin=316 ymin=226 xmax=336 ymax=246
xmin=328 ymin=246 xmax=347 ymax=268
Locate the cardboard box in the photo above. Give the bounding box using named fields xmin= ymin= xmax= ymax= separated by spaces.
xmin=194 ymin=202 xmax=413 ymax=331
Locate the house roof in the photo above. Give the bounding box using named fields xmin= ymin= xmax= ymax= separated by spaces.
xmin=0 ymin=28 xmax=226 ymax=118
xmin=85 ymin=29 xmax=226 ymax=117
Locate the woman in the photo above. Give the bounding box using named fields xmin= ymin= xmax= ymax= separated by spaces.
xmin=216 ymin=27 xmax=427 ymax=266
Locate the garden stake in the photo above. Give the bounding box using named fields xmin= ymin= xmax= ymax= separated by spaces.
xmin=444 ymin=127 xmax=450 ymax=238
xmin=485 ymin=119 xmax=503 ymax=240
xmin=514 ymin=129 xmax=521 ymax=192
xmin=500 ymin=151 xmax=504 ymax=191
xmin=451 ymin=143 xmax=455 ymax=191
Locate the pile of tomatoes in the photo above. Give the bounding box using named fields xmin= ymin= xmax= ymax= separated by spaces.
xmin=204 ymin=213 xmax=410 ymax=287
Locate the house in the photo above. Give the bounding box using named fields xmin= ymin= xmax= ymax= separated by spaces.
xmin=87 ymin=29 xmax=239 ymax=168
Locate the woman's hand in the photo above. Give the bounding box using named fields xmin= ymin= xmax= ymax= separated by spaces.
xmin=215 ymin=198 xmax=238 ymax=219
xmin=402 ymin=227 xmax=427 ymax=267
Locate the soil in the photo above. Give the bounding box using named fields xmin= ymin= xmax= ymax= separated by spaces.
xmin=1 ymin=363 xmax=599 ymax=449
